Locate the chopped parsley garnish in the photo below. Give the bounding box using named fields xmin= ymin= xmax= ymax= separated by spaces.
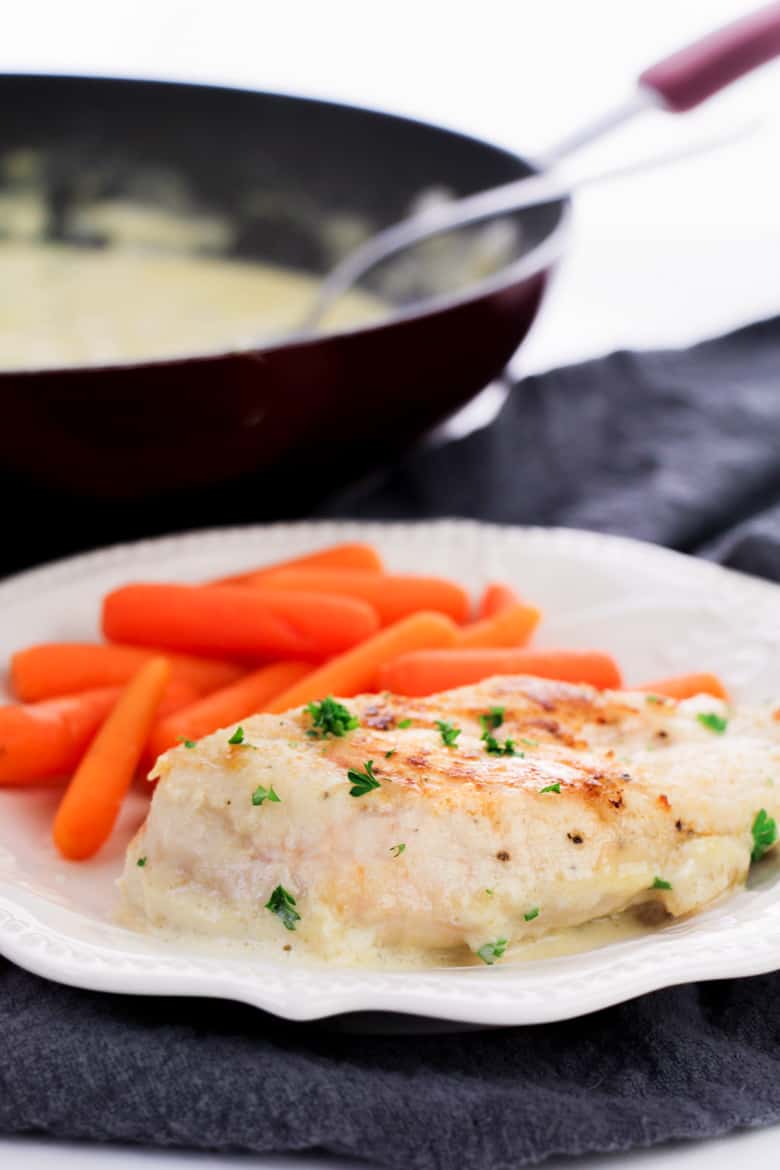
xmin=479 ymin=707 xmax=505 ymax=734
xmin=485 ymin=888 xmax=494 ymax=896
xmin=178 ymin=737 xmax=197 ymax=749
xmin=483 ymin=734 xmax=518 ymax=757
xmin=385 ymin=749 xmax=396 ymax=759
xmin=347 ymin=759 xmax=381 ymax=797
xmin=645 ymin=694 xmax=664 ymax=705
xmin=306 ymin=696 xmax=359 ymax=738
xmin=390 ymin=843 xmax=406 ymax=858
xmin=397 ymin=718 xmax=413 ymax=729
xmin=520 ymin=737 xmax=538 ymax=748
xmin=751 ymin=808 xmax=777 ymax=863
xmin=436 ymin=719 xmax=461 ymax=747
xmin=136 ymin=856 xmax=147 ymax=867
xmin=697 ymin=712 xmax=728 ymax=735
xmin=651 ymin=876 xmax=672 ymax=890
xmin=228 ymin=726 xmax=245 ymax=745
xmin=539 ymin=783 xmax=561 ymax=794
xmin=265 ymin=884 xmax=300 ymax=931
xmin=252 ymin=784 xmax=281 ymax=807
xmin=524 ymin=906 xmax=540 ymax=921
xmin=477 ymin=938 xmax=508 ymax=965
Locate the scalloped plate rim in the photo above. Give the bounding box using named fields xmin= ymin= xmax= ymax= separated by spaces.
xmin=1 ymin=518 xmax=779 ymax=1028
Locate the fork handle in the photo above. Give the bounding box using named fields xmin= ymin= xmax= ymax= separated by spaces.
xmin=639 ymin=2 xmax=780 ymax=111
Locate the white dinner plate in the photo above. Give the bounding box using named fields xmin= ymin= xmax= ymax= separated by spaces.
xmin=1 ymin=519 xmax=779 ymax=1027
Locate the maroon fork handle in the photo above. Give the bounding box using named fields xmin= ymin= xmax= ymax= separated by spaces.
xmin=640 ymin=2 xmax=780 ymax=111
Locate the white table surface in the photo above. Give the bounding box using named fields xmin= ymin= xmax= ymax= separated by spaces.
xmin=3 ymin=1 xmax=780 ymax=1166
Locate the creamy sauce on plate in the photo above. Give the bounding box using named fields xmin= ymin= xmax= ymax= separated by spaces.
xmin=116 ymin=901 xmax=667 ymax=970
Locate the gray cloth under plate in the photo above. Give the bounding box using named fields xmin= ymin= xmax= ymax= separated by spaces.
xmin=3 ymin=317 xmax=780 ymax=1168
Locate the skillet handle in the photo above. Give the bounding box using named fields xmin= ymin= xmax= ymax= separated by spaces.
xmin=639 ymin=2 xmax=780 ymax=111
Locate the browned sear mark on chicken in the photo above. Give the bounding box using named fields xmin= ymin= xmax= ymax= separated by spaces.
xmin=363 ymin=705 xmax=396 ymax=731
xmin=522 ymin=718 xmax=560 ymax=736
xmin=515 ymin=716 xmax=588 ymax=750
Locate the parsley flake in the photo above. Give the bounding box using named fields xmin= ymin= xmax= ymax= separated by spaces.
xmin=252 ymin=785 xmax=281 ymax=807
xmin=520 ymin=737 xmax=538 ymax=748
xmin=436 ymin=719 xmax=461 ymax=747
xmin=524 ymin=906 xmax=540 ymax=921
xmin=483 ymin=734 xmax=518 ymax=757
xmin=651 ymin=876 xmax=672 ymax=890
xmin=265 ymin=884 xmax=300 ymax=931
xmin=397 ymin=718 xmax=412 ymax=729
xmin=136 ymin=856 xmax=147 ymax=868
xmin=306 ymin=696 xmax=359 ymax=738
xmin=645 ymin=694 xmax=664 ymax=705
xmin=751 ymin=809 xmax=777 ymax=863
xmin=477 ymin=938 xmax=508 ymax=965
xmin=479 ymin=707 xmax=505 ymax=734
xmin=540 ymin=783 xmax=561 ymax=794
xmin=390 ymin=843 xmax=406 ymax=858
xmin=228 ymin=726 xmax=245 ymax=745
xmin=385 ymin=749 xmax=396 ymax=759
xmin=348 ymin=759 xmax=381 ymax=797
xmin=697 ymin=712 xmax=728 ymax=735
xmin=178 ymin=737 xmax=197 ymax=749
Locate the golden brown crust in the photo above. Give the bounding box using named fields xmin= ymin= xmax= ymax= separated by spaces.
xmin=299 ymin=677 xmax=634 ymax=816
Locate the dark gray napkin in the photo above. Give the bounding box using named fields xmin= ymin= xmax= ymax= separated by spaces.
xmin=3 ymin=317 xmax=780 ymax=1168
xmin=322 ymin=315 xmax=780 ymax=564
xmin=2 ymin=962 xmax=779 ymax=1169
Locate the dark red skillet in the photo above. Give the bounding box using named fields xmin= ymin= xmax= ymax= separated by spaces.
xmin=0 ymin=4 xmax=779 ymax=574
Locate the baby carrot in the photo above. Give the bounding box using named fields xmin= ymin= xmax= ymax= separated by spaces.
xmin=455 ymin=602 xmax=541 ymax=649
xmin=250 ymin=568 xmax=471 ymax=626
xmin=0 ymin=688 xmax=122 ymax=787
xmin=638 ymin=672 xmax=729 ymax=702
xmin=147 ymin=660 xmax=311 ymax=759
xmin=479 ymin=583 xmax=520 ymax=619
xmin=264 ymin=612 xmax=459 ymax=712
xmin=0 ymin=678 xmax=202 ymax=786
xmin=213 ymin=542 xmax=384 ymax=586
xmin=378 ymin=648 xmax=623 ymax=696
xmin=155 ymin=680 xmax=204 ymax=717
xmin=53 ymin=657 xmax=172 ymax=860
xmin=102 ymin=583 xmax=379 ymax=661
xmin=10 ymin=642 xmax=245 ymax=702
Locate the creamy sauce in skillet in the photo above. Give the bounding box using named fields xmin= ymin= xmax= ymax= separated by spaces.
xmin=0 ymin=241 xmax=387 ymax=369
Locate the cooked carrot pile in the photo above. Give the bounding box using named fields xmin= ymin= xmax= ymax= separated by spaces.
xmin=0 ymin=539 xmax=730 ymax=859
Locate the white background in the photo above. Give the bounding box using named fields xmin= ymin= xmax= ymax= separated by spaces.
xmin=2 ymin=1 xmax=780 ymax=1166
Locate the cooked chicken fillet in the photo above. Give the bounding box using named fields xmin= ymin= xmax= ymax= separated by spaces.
xmin=119 ymin=677 xmax=780 ymax=964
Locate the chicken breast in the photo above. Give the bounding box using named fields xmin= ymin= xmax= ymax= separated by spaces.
xmin=119 ymin=677 xmax=780 ymax=965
